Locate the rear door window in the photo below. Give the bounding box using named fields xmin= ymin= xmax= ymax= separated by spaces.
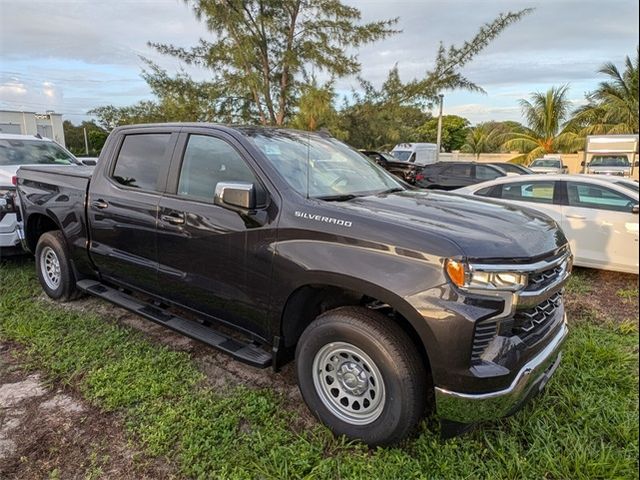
xmin=443 ymin=164 xmax=472 ymax=177
xmin=566 ymin=182 xmax=635 ymax=212
xmin=111 ymin=134 xmax=172 ymax=191
xmin=501 ymin=181 xmax=556 ymax=204
xmin=476 ymin=165 xmax=503 ymax=180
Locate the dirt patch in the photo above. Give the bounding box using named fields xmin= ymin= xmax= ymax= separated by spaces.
xmin=0 ymin=342 xmax=175 ymax=480
xmin=564 ymin=268 xmax=638 ymax=325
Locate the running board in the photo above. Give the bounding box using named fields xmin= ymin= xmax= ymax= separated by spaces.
xmin=76 ymin=279 xmax=272 ymax=368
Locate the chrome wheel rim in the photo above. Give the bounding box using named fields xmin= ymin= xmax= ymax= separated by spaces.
xmin=312 ymin=342 xmax=385 ymax=425
xmin=40 ymin=246 xmax=61 ymax=290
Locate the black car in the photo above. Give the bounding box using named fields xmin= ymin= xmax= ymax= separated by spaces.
xmin=360 ymin=150 xmax=420 ymax=184
xmin=17 ymin=125 xmax=570 ymax=445
xmin=415 ymin=162 xmax=507 ymax=190
xmin=488 ymin=162 xmax=532 ymax=175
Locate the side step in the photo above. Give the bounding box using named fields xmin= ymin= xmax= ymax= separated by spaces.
xmin=76 ymin=280 xmax=272 ymax=368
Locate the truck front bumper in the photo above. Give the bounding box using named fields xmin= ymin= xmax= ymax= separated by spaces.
xmin=435 ymin=317 xmax=568 ymax=424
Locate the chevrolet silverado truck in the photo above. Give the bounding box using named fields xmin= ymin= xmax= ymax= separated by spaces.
xmin=17 ymin=124 xmax=571 ymax=445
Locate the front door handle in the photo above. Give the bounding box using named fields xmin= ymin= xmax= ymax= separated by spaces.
xmin=566 ymin=214 xmax=586 ymax=220
xmin=161 ymin=213 xmax=185 ymax=225
xmin=91 ymin=199 xmax=109 ymax=209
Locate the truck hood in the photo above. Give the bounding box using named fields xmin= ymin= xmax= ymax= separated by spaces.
xmin=336 ymin=190 xmax=565 ymax=260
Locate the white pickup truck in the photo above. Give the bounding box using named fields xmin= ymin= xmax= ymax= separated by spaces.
xmin=0 ymin=133 xmax=82 ymax=254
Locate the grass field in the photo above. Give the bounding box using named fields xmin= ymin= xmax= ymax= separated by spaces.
xmin=1 ymin=260 xmax=638 ymax=479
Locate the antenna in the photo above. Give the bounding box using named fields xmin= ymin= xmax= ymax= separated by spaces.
xmin=305 ymin=131 xmax=311 ymax=199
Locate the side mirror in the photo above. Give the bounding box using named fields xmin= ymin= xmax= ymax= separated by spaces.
xmin=80 ymin=159 xmax=97 ymax=166
xmin=214 ymin=182 xmax=257 ymax=211
xmin=562 ymin=165 xmax=568 ymax=170
xmin=635 ymin=161 xmax=639 ymax=167
xmin=633 ymin=205 xmax=639 ymax=215
xmin=580 ymin=161 xmax=586 ymax=167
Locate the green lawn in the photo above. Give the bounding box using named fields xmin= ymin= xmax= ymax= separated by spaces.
xmin=1 ymin=261 xmax=638 ymax=479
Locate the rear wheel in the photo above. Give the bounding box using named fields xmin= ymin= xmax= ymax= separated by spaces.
xmin=35 ymin=231 xmax=78 ymax=301
xmin=296 ymin=306 xmax=428 ymax=446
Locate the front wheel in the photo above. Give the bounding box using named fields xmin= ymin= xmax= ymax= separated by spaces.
xmin=296 ymin=306 xmax=428 ymax=446
xmin=35 ymin=230 xmax=78 ymax=301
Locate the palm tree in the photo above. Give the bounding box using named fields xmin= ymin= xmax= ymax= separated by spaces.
xmin=569 ymin=48 xmax=639 ymax=135
xmin=502 ymin=85 xmax=576 ymax=163
xmin=461 ymin=123 xmax=503 ymax=160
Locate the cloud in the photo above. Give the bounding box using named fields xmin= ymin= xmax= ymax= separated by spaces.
xmin=0 ymin=0 xmax=637 ymax=123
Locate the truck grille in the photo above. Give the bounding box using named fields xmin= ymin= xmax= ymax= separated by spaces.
xmin=526 ymin=264 xmax=564 ymax=291
xmin=513 ymin=292 xmax=563 ymax=345
xmin=471 ymin=292 xmax=564 ymax=363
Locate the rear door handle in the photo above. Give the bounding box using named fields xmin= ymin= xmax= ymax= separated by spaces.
xmin=566 ymin=214 xmax=586 ymax=220
xmin=161 ymin=213 xmax=185 ymax=225
xmin=91 ymin=199 xmax=109 ymax=209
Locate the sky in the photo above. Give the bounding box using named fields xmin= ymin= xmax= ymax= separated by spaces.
xmin=0 ymin=0 xmax=638 ymax=125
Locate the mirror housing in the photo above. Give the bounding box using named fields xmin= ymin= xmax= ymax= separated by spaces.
xmin=214 ymin=182 xmax=257 ymax=211
xmin=580 ymin=161 xmax=586 ymax=167
xmin=635 ymin=161 xmax=639 ymax=167
xmin=633 ymin=205 xmax=639 ymax=215
xmin=80 ymin=158 xmax=97 ymax=166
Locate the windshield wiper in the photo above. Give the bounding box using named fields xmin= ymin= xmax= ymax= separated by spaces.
xmin=315 ymin=194 xmax=359 ymax=202
xmin=376 ymin=187 xmax=404 ymax=195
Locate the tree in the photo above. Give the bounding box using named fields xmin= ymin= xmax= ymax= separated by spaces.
xmin=502 ymin=85 xmax=576 ymax=163
xmin=336 ymin=66 xmax=431 ymax=149
xmin=461 ymin=123 xmax=504 ymax=159
xmin=569 ymin=47 xmax=639 ymax=135
xmin=149 ymin=0 xmax=398 ymax=126
xmin=290 ymin=79 xmax=340 ymax=132
xmin=414 ymin=115 xmax=470 ymax=151
xmin=62 ymin=120 xmax=109 ymax=156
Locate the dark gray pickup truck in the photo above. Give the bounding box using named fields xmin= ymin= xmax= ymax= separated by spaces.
xmin=17 ymin=124 xmax=571 ymax=445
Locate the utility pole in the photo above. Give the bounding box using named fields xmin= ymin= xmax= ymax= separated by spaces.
xmin=83 ymin=127 xmax=89 ymax=155
xmin=436 ymin=94 xmax=444 ymax=162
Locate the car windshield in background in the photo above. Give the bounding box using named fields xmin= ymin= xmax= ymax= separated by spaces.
xmin=615 ymin=181 xmax=639 ymax=193
xmin=589 ymin=156 xmax=630 ymax=167
xmin=530 ymin=159 xmax=561 ymax=168
xmin=0 ymin=139 xmax=76 ymax=166
xmin=392 ymin=150 xmax=412 ymax=161
xmin=246 ymin=131 xmax=403 ymax=199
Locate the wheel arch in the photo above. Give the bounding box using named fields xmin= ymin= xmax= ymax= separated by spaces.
xmin=279 ymin=275 xmax=434 ymax=378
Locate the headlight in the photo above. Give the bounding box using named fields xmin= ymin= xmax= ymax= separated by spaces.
xmin=445 ymin=259 xmax=527 ymax=291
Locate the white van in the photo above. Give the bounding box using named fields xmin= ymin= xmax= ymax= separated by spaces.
xmin=390 ymin=143 xmax=438 ymax=165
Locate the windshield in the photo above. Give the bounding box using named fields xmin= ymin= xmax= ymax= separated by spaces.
xmin=615 ymin=181 xmax=639 ymax=193
xmin=589 ymin=155 xmax=630 ymax=167
xmin=530 ymin=159 xmax=561 ymax=168
xmin=391 ymin=150 xmax=412 ymax=162
xmin=0 ymin=139 xmax=76 ymax=166
xmin=246 ymin=130 xmax=403 ymax=199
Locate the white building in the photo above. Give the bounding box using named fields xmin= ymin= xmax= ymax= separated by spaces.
xmin=0 ymin=110 xmax=66 ymax=146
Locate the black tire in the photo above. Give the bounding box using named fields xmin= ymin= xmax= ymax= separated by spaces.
xmin=296 ymin=306 xmax=428 ymax=446
xmin=35 ymin=230 xmax=78 ymax=302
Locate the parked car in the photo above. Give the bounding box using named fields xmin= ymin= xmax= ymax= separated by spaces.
xmin=0 ymin=133 xmax=81 ymax=255
xmin=457 ymin=174 xmax=639 ymax=274
xmin=360 ymin=149 xmax=419 ymax=183
xmin=415 ymin=161 xmax=507 ymax=190
xmin=528 ymin=157 xmax=568 ymax=174
xmin=488 ymin=162 xmax=533 ymax=175
xmin=582 ymin=155 xmax=638 ymax=177
xmin=17 ymin=124 xmax=570 ymax=445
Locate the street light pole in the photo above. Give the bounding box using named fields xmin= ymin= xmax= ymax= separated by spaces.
xmin=436 ymin=94 xmax=444 ymax=162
